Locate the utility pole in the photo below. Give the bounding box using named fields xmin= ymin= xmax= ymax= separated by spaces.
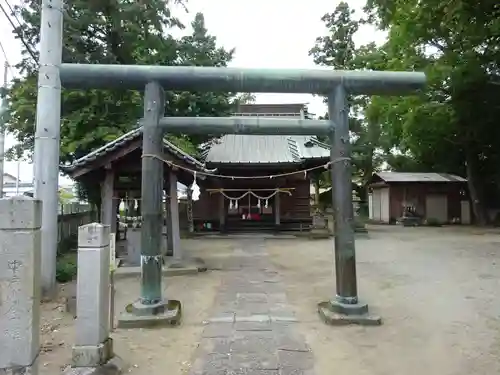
xmin=34 ymin=0 xmax=63 ymax=298
xmin=0 ymin=62 xmax=8 ymax=198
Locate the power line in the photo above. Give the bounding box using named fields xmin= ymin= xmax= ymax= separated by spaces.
xmin=4 ymin=0 xmax=23 ymax=29
xmin=0 ymin=40 xmax=15 ymax=79
xmin=0 ymin=40 xmax=9 ymax=64
xmin=0 ymin=0 xmax=38 ymax=63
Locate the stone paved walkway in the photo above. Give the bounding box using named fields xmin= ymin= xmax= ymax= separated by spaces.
xmin=190 ymin=239 xmax=315 ymax=375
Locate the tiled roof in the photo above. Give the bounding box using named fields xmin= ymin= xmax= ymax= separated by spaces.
xmin=61 ymin=127 xmax=209 ymax=173
xmin=204 ymin=135 xmax=330 ymax=164
xmin=204 ymin=103 xmax=327 ymax=164
xmin=374 ymin=172 xmax=467 ymax=183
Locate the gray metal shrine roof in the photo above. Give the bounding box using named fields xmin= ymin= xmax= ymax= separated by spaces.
xmin=62 ymin=126 xmax=210 ymax=173
xmin=374 ymin=172 xmax=467 ymax=183
xmin=203 ymin=134 xmax=330 ymax=165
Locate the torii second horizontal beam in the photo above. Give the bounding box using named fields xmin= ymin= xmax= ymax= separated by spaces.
xmin=60 ymin=64 xmax=426 ymax=95
xmin=145 ymin=116 xmax=333 ymax=135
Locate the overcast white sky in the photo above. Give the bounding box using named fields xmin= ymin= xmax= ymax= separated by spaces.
xmin=0 ymin=0 xmax=384 ymax=183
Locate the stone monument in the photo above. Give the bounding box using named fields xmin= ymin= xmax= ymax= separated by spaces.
xmin=0 ymin=197 xmax=42 ymax=375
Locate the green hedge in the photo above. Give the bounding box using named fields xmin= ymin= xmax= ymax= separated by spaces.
xmin=56 ymin=253 xmax=77 ymax=283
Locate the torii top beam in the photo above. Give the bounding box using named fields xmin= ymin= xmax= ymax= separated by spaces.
xmin=60 ymin=64 xmax=426 ymax=95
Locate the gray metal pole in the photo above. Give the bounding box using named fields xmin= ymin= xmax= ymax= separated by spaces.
xmin=0 ymin=62 xmax=8 ymax=198
xmin=59 ymin=63 xmax=426 ymax=95
xmin=34 ymin=0 xmax=63 ymax=298
xmin=153 ymin=116 xmax=333 ymax=135
xmin=140 ymin=81 xmax=164 ymax=305
xmin=327 ymin=84 xmax=367 ymax=314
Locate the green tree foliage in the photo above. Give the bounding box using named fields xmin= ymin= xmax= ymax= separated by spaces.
xmin=58 ymin=188 xmax=74 ymax=204
xmin=234 ymin=92 xmax=257 ymax=105
xmin=363 ymin=0 xmax=500 ymax=224
xmin=171 ymin=12 xmax=236 ymax=147
xmin=311 ymin=0 xmax=500 ymax=224
xmin=5 ymin=1 xmax=236 ymax=164
xmin=309 ymin=2 xmax=387 ymax=200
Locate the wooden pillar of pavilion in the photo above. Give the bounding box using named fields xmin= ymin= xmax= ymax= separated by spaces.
xmin=165 ymin=184 xmax=173 ymax=256
xmin=274 ymin=191 xmax=281 ymax=227
xmin=101 ymin=166 xmax=116 ymax=234
xmin=218 ymin=193 xmax=226 ymax=233
xmin=169 ymin=170 xmax=182 ymax=261
xmin=186 ymin=187 xmax=194 ymax=233
xmin=111 ymin=199 xmax=118 ymax=235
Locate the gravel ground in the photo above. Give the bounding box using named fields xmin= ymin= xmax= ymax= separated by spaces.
xmin=39 ymin=239 xmax=231 ymax=375
xmin=265 ymin=225 xmax=500 ymax=375
xmin=38 ymin=227 xmax=500 ymax=375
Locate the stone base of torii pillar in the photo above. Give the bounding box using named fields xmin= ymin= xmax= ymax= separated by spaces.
xmin=317 ymin=300 xmax=382 ymax=326
xmin=117 ymin=299 xmax=182 ymax=329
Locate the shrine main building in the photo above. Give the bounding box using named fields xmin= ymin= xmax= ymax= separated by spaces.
xmin=193 ymin=103 xmax=330 ymax=233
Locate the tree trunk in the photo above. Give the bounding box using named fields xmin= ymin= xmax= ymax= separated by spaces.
xmin=363 ymin=160 xmax=374 ymax=202
xmin=465 ymin=147 xmax=489 ymax=225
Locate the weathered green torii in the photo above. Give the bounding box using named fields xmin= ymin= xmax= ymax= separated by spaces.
xmin=60 ymin=63 xmax=425 ymax=326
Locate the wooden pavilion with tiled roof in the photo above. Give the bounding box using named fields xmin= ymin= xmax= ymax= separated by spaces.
xmin=61 ymin=126 xmax=213 ymax=263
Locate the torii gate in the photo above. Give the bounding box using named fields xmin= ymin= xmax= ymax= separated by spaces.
xmin=58 ymin=64 xmax=425 ymax=326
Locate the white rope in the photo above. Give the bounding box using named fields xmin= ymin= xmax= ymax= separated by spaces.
xmin=142 ymin=153 xmax=351 ymax=180
xmin=217 ymin=188 xmax=291 ymax=202
xmin=215 ymin=188 xmax=292 ymax=210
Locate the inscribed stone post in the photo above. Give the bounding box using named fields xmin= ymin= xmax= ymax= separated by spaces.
xmin=0 ymin=197 xmax=42 ymax=375
xmin=126 ymin=228 xmax=141 ymax=266
xmin=72 ymin=223 xmax=113 ymax=367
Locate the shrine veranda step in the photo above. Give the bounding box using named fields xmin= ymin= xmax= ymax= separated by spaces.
xmin=189 ymin=240 xmax=315 ymax=375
